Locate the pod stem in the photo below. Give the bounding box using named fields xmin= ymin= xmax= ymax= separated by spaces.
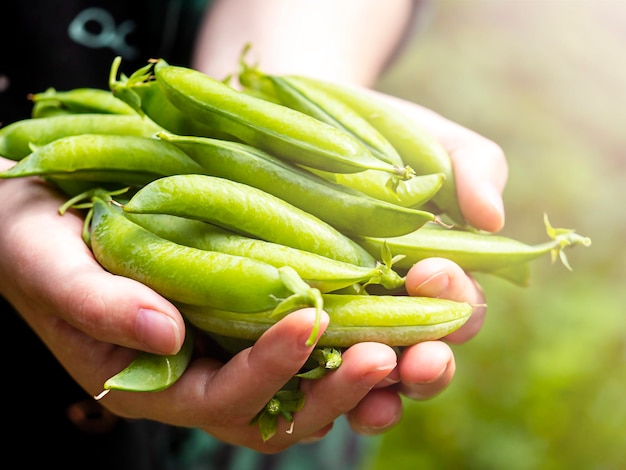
xmin=108 ymin=56 xmax=160 ymax=115
xmin=364 ymin=242 xmax=406 ymax=290
xmin=544 ymin=213 xmax=592 ymax=270
xmin=57 ymin=187 xmax=130 ymax=246
xmin=272 ymin=266 xmax=324 ymax=346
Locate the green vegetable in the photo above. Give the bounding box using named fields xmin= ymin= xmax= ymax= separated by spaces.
xmin=126 ymin=212 xmax=405 ymax=293
xmin=156 ymin=132 xmax=435 ymax=237
xmin=292 ymin=76 xmax=464 ymax=225
xmin=356 ymin=215 xmax=592 ymax=286
xmin=100 ymin=327 xmax=195 ymax=393
xmin=123 ymin=174 xmax=377 ymax=267
xmin=238 ymin=54 xmax=404 ymax=167
xmin=108 ymin=58 xmax=235 ymax=141
xmin=0 ymin=134 xmax=205 ymax=187
xmin=29 ymin=87 xmax=136 ymax=116
xmin=88 ymin=196 xmax=323 ymax=315
xmin=152 ymin=59 xmax=412 ymax=177
xmin=179 ymin=293 xmax=472 ymax=347
xmin=0 ymin=114 xmax=162 ymax=161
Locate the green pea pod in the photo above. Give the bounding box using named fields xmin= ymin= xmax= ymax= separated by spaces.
xmin=31 ymin=101 xmax=75 ymax=118
xmin=355 ymin=215 xmax=592 ymax=286
xmin=292 ymin=76 xmax=465 ymax=225
xmin=108 ymin=58 xmax=235 ymax=141
xmin=156 ymin=132 xmax=435 ymax=237
xmin=29 ymin=87 xmax=136 ymax=116
xmin=0 ymin=134 xmax=205 ymax=187
xmin=126 ymin=212 xmax=405 ymax=293
xmin=150 ymin=60 xmax=411 ymax=177
xmin=315 ymin=167 xmax=446 ymax=209
xmin=89 ymin=197 xmax=322 ymax=314
xmin=100 ymin=327 xmax=195 ymax=393
xmin=123 ymin=174 xmax=377 ymax=268
xmin=0 ymin=114 xmax=163 ymax=161
xmin=179 ymin=293 xmax=472 ymax=347
xmin=238 ymin=59 xmax=404 ymax=167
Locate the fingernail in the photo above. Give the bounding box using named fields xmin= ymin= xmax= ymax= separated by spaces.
xmin=361 ymin=363 xmax=397 ymax=388
xmin=403 ymin=364 xmax=449 ymax=401
xmin=136 ymin=309 xmax=180 ymax=355
xmin=359 ymin=411 xmax=402 ymax=435
xmin=414 ymin=271 xmax=449 ymax=298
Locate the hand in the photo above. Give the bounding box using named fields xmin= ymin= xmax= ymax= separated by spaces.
xmin=0 ymin=163 xmax=395 ymax=451
xmin=339 ymin=92 xmax=505 ymax=435
xmin=0 ymin=87 xmax=505 ymax=447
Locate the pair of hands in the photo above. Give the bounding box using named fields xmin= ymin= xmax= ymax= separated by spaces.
xmin=0 ymin=92 xmax=507 ymax=453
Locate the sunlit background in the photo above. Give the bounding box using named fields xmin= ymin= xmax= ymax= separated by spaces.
xmin=366 ymin=1 xmax=626 ymax=468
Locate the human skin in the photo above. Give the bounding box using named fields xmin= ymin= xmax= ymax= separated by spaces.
xmin=0 ymin=0 xmax=507 ymax=453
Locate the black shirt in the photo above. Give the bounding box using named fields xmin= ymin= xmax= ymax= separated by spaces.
xmin=0 ymin=0 xmax=207 ymax=125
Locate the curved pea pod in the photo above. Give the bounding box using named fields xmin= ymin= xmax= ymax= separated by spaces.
xmin=123 ymin=174 xmax=377 ymax=268
xmin=355 ymin=215 xmax=592 ymax=286
xmin=179 ymin=293 xmax=472 ymax=348
xmin=126 ymin=212 xmax=405 ymax=293
xmin=156 ymin=132 xmax=435 ymax=237
xmin=0 ymin=134 xmax=205 ymax=187
xmin=292 ymin=76 xmax=465 ymax=225
xmin=0 ymin=114 xmax=163 ymax=161
xmin=97 ymin=328 xmax=195 ymax=395
xmin=88 ymin=196 xmax=323 ymax=315
xmin=29 ymin=87 xmax=136 ymax=116
xmin=238 ymin=60 xmax=404 ymax=167
xmin=151 ymin=60 xmax=412 ymax=177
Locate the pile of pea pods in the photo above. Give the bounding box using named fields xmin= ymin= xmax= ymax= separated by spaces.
xmin=0 ymin=53 xmax=591 ymax=441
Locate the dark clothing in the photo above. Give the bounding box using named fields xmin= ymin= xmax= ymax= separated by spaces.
xmin=0 ymin=0 xmax=207 ymax=125
xmin=0 ymin=2 xmax=371 ymax=468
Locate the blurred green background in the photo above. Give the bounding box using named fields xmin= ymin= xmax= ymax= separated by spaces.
xmin=365 ymin=1 xmax=626 ymax=469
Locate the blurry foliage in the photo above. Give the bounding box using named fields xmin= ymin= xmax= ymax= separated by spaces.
xmin=367 ymin=1 xmax=626 ymax=468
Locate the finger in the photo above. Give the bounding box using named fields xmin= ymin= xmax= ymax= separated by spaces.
xmin=345 ymin=387 xmax=402 ymax=436
xmin=290 ymin=342 xmax=397 ymax=439
xmin=96 ymin=309 xmax=331 ymax=452
xmin=0 ymin=178 xmax=185 ymax=355
xmin=405 ymin=257 xmax=487 ymax=343
xmin=198 ymin=308 xmax=330 ymax=421
xmin=446 ymin=132 xmax=508 ymax=232
xmin=396 ymin=340 xmax=456 ymax=401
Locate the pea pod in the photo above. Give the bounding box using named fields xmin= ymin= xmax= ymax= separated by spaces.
xmin=108 ymin=58 xmax=234 ymax=141
xmin=0 ymin=134 xmax=205 ymax=186
xmin=356 ymin=216 xmax=592 ymax=286
xmin=31 ymin=101 xmax=75 ymax=118
xmin=314 ymin=167 xmax=446 ymax=209
xmin=179 ymin=293 xmax=472 ymax=347
xmin=150 ymin=59 xmax=412 ymax=177
xmin=88 ymin=196 xmax=322 ymax=314
xmin=99 ymin=327 xmax=195 ymax=394
xmin=123 ymin=174 xmax=377 ymax=267
xmin=126 ymin=212 xmax=405 ymax=293
xmin=29 ymin=87 xmax=136 ymax=116
xmin=156 ymin=132 xmax=435 ymax=237
xmin=0 ymin=114 xmax=163 ymax=161
xmin=292 ymin=76 xmax=465 ymax=225
xmin=238 ymin=57 xmax=404 ymax=167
